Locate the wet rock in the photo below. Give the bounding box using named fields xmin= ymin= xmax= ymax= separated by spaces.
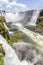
xmin=12 ymin=43 xmax=39 ymax=64
xmin=26 ymin=26 xmax=43 ymax=35
xmin=0 ymin=46 xmax=5 ymax=55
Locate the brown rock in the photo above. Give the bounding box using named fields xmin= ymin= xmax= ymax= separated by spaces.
xmin=0 ymin=46 xmax=5 ymax=55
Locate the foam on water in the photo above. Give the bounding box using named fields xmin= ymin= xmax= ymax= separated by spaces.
xmin=27 ymin=10 xmax=40 ymax=26
xmin=0 ymin=10 xmax=42 ymax=65
xmin=15 ymin=23 xmax=43 ymax=52
xmin=3 ymin=22 xmax=9 ymax=31
xmin=0 ymin=35 xmax=21 ymax=65
xmin=4 ymin=12 xmax=25 ymax=22
xmin=0 ymin=35 xmax=38 ymax=65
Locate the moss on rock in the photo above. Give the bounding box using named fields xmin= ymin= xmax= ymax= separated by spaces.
xmin=0 ymin=16 xmax=10 ymax=44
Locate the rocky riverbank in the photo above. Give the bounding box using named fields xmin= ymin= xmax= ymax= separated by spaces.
xmin=26 ymin=26 xmax=43 ymax=35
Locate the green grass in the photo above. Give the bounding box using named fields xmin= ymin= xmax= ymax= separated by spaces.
xmin=39 ymin=16 xmax=43 ymax=19
xmin=9 ymin=33 xmax=24 ymax=44
xmin=0 ymin=53 xmax=4 ymax=65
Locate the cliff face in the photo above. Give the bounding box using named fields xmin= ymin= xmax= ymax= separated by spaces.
xmin=0 ymin=16 xmax=10 ymax=55
xmin=37 ymin=10 xmax=43 ymax=27
xmin=39 ymin=10 xmax=43 ymax=16
xmin=0 ymin=10 xmax=41 ymax=27
xmin=0 ymin=10 xmax=33 ymax=26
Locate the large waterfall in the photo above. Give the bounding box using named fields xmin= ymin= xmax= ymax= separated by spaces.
xmin=0 ymin=10 xmax=43 ymax=65
xmin=4 ymin=12 xmax=25 ymax=22
xmin=15 ymin=23 xmax=43 ymax=52
xmin=27 ymin=10 xmax=40 ymax=26
xmin=0 ymin=10 xmax=40 ymax=26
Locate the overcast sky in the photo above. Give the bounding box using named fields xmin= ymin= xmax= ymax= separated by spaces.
xmin=0 ymin=0 xmax=43 ymax=12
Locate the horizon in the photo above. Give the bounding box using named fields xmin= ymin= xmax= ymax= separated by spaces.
xmin=0 ymin=9 xmax=42 ymax=13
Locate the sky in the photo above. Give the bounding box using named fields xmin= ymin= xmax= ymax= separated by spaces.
xmin=0 ymin=0 xmax=43 ymax=12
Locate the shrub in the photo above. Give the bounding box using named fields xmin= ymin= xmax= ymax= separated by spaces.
xmin=0 ymin=16 xmax=10 ymax=43
xmin=10 ymin=33 xmax=24 ymax=43
xmin=37 ymin=16 xmax=43 ymax=27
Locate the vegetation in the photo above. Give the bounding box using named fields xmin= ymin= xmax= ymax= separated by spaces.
xmin=0 ymin=16 xmax=24 ymax=65
xmin=0 ymin=16 xmax=10 ymax=43
xmin=37 ymin=16 xmax=43 ymax=27
xmin=0 ymin=16 xmax=24 ymax=45
xmin=0 ymin=11 xmax=43 ymax=65
xmin=0 ymin=53 xmax=4 ymax=65
xmin=9 ymin=33 xmax=24 ymax=44
xmin=38 ymin=21 xmax=43 ymax=27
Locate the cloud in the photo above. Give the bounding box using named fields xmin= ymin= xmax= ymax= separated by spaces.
xmin=0 ymin=0 xmax=9 ymax=4
xmin=0 ymin=0 xmax=43 ymax=12
xmin=7 ymin=0 xmax=29 ymax=11
xmin=0 ymin=0 xmax=29 ymax=11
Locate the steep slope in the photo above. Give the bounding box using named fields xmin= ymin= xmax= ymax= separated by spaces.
xmin=0 ymin=16 xmax=10 ymax=42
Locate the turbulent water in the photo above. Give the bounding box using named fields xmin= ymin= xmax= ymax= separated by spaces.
xmin=3 ymin=22 xmax=9 ymax=31
xmin=4 ymin=12 xmax=25 ymax=22
xmin=0 ymin=35 xmax=41 ymax=65
xmin=15 ymin=23 xmax=43 ymax=52
xmin=0 ymin=10 xmax=40 ymax=26
xmin=27 ymin=10 xmax=40 ymax=26
xmin=0 ymin=10 xmax=43 ymax=65
xmin=0 ymin=35 xmax=21 ymax=65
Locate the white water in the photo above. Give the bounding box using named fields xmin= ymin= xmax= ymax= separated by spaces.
xmin=0 ymin=10 xmax=5 ymax=16
xmin=0 ymin=35 xmax=21 ymax=65
xmin=3 ymin=22 xmax=13 ymax=34
xmin=0 ymin=10 xmax=43 ymax=65
xmin=2 ymin=20 xmax=39 ymax=65
xmin=4 ymin=12 xmax=25 ymax=22
xmin=0 ymin=10 xmax=40 ymax=26
xmin=0 ymin=35 xmax=38 ymax=65
xmin=15 ymin=23 xmax=43 ymax=52
xmin=3 ymin=22 xmax=9 ymax=31
xmin=27 ymin=10 xmax=40 ymax=26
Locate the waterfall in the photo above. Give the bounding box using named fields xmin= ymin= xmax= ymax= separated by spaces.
xmin=3 ymin=21 xmax=14 ymax=34
xmin=0 ymin=35 xmax=21 ymax=65
xmin=0 ymin=10 xmax=5 ymax=16
xmin=15 ymin=23 xmax=43 ymax=52
xmin=3 ymin=22 xmax=9 ymax=32
xmin=0 ymin=35 xmax=40 ymax=65
xmin=4 ymin=12 xmax=25 ymax=22
xmin=3 ymin=9 xmax=43 ymax=53
xmin=0 ymin=10 xmax=43 ymax=65
xmin=0 ymin=10 xmax=40 ymax=26
xmin=27 ymin=10 xmax=40 ymax=26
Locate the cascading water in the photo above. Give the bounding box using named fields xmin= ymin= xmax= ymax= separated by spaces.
xmin=0 ymin=10 xmax=3 ymax=15
xmin=0 ymin=10 xmax=5 ymax=16
xmin=3 ymin=22 xmax=9 ymax=32
xmin=3 ymin=20 xmax=14 ymax=34
xmin=0 ymin=35 xmax=40 ymax=65
xmin=2 ymin=15 xmax=39 ymax=65
xmin=14 ymin=22 xmax=43 ymax=64
xmin=0 ymin=10 xmax=40 ymax=26
xmin=15 ymin=23 xmax=43 ymax=53
xmin=0 ymin=10 xmax=43 ymax=65
xmin=0 ymin=35 xmax=21 ymax=65
xmin=27 ymin=10 xmax=40 ymax=26
xmin=4 ymin=12 xmax=25 ymax=22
